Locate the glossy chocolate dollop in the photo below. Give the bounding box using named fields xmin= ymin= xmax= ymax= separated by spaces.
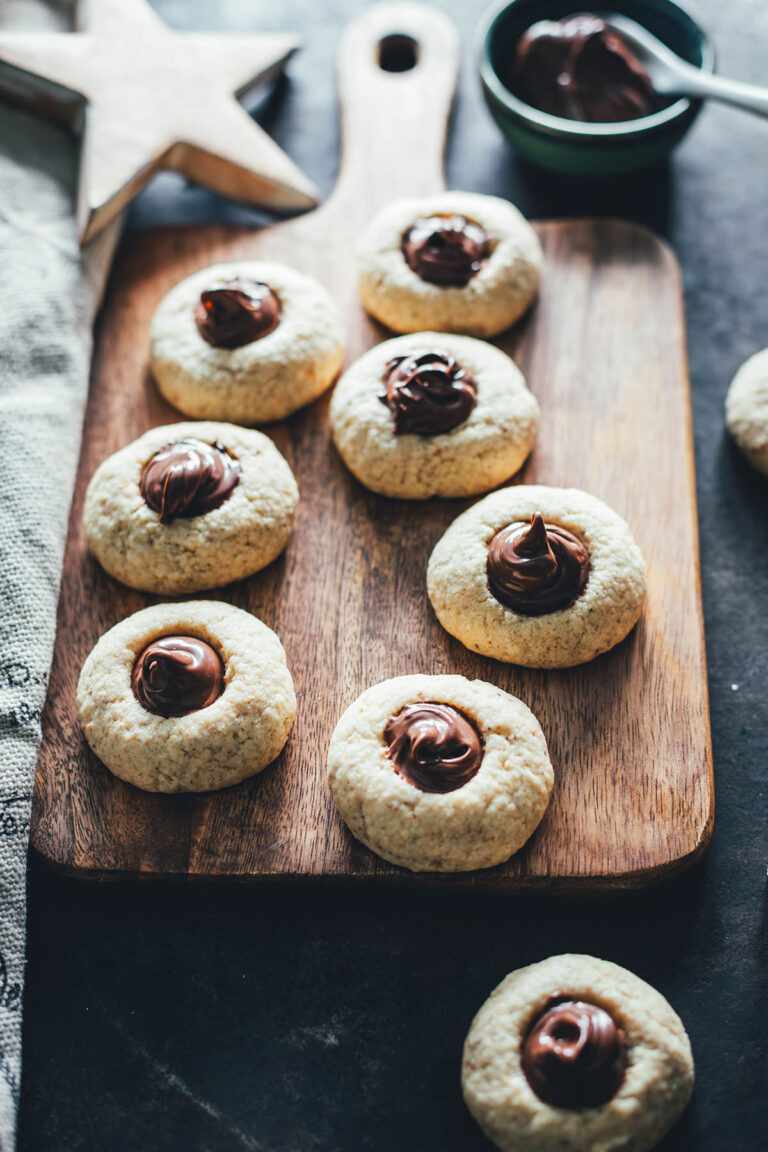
xmin=380 ymin=351 xmax=478 ymax=435
xmin=195 ymin=278 xmax=280 ymax=348
xmin=140 ymin=438 xmax=241 ymax=524
xmin=401 ymin=214 xmax=490 ymax=287
xmin=131 ymin=635 xmax=224 ymax=718
xmin=522 ymin=995 xmax=628 ymax=1108
xmin=384 ymin=702 xmax=483 ymax=793
xmin=487 ymin=512 xmax=589 ymax=616
xmin=510 ymin=14 xmax=659 ymax=123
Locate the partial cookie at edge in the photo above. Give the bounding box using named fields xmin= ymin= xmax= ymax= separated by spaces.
xmin=725 ymin=347 xmax=768 ymax=474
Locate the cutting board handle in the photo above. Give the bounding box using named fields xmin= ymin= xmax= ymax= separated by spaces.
xmin=331 ymin=2 xmax=460 ymax=208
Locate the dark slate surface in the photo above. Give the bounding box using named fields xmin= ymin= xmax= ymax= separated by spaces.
xmin=18 ymin=1 xmax=768 ymax=1149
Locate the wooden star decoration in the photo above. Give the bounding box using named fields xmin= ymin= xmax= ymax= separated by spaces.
xmin=0 ymin=0 xmax=319 ymax=244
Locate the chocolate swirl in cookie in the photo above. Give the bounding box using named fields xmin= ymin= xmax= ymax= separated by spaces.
xmin=131 ymin=635 xmax=224 ymax=718
xmin=522 ymin=995 xmax=628 ymax=1108
xmin=487 ymin=512 xmax=589 ymax=615
xmin=195 ymin=278 xmax=280 ymax=348
xmin=384 ymin=702 xmax=483 ymax=793
xmin=401 ymin=214 xmax=490 ymax=287
xmin=140 ymin=439 xmax=241 ymax=524
xmin=380 ymin=351 xmax=478 ymax=435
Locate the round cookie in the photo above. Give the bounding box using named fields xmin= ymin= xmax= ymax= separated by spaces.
xmin=150 ymin=261 xmax=345 ymax=424
xmin=326 ymin=674 xmax=553 ymax=872
xmin=357 ymin=192 xmax=542 ymax=337
xmin=330 ymin=332 xmax=539 ymax=499
xmin=725 ymin=347 xmax=768 ymax=474
xmin=77 ymin=600 xmax=297 ymax=793
xmin=462 ymin=954 xmax=694 ymax=1152
xmin=83 ymin=421 xmax=298 ymax=595
xmin=427 ymin=485 xmax=646 ymax=668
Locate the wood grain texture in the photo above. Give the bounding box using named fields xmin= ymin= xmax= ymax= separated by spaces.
xmin=33 ymin=2 xmax=713 ymax=888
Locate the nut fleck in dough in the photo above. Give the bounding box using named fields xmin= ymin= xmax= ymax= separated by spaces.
xmin=357 ymin=192 xmax=542 ymax=337
xmin=330 ymin=333 xmax=539 ymax=499
xmin=84 ymin=421 xmax=298 ymax=594
xmin=327 ymin=674 xmax=553 ymax=872
xmin=462 ymin=954 xmax=694 ymax=1152
xmin=725 ymin=347 xmax=768 ymax=474
xmin=150 ymin=261 xmax=345 ymax=424
xmin=428 ymin=485 xmax=646 ymax=668
xmin=77 ymin=601 xmax=296 ymax=793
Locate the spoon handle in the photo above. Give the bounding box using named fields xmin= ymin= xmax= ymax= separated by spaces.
xmin=677 ymin=66 xmax=768 ymax=119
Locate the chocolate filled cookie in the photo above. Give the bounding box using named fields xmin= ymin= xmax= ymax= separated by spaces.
xmin=330 ymin=332 xmax=539 ymax=499
xmin=77 ymin=601 xmax=296 ymax=792
xmin=83 ymin=421 xmax=298 ymax=594
xmin=357 ymin=192 xmax=541 ymax=337
xmin=427 ymin=485 xmax=646 ymax=667
xmin=725 ymin=346 xmax=768 ymax=474
xmin=150 ymin=261 xmax=344 ymax=424
xmin=326 ymin=674 xmax=553 ymax=872
xmin=462 ymin=954 xmax=694 ymax=1152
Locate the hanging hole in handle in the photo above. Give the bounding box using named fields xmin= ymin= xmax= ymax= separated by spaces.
xmin=378 ymin=34 xmax=419 ymax=73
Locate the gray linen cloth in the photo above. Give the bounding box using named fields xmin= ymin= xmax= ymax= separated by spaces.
xmin=0 ymin=2 xmax=118 ymax=1145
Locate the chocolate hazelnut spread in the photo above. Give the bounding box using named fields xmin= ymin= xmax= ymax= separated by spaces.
xmin=487 ymin=512 xmax=590 ymax=615
xmin=131 ymin=635 xmax=224 ymax=718
xmin=384 ymin=702 xmax=483 ymax=793
xmin=195 ymin=278 xmax=280 ymax=348
xmin=522 ymin=995 xmax=628 ymax=1107
xmin=510 ymin=14 xmax=660 ymax=123
xmin=401 ymin=214 xmax=490 ymax=287
xmin=380 ymin=351 xmax=477 ymax=435
xmin=139 ymin=439 xmax=240 ymax=524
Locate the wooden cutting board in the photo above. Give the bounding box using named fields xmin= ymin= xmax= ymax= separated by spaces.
xmin=33 ymin=3 xmax=713 ymax=887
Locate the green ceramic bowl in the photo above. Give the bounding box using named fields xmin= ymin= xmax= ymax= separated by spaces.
xmin=476 ymin=0 xmax=715 ymax=175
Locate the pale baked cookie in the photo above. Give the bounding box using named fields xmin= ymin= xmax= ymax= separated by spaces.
xmin=725 ymin=347 xmax=768 ymax=474
xmin=357 ymin=192 xmax=542 ymax=337
xmin=77 ymin=601 xmax=297 ymax=793
xmin=150 ymin=261 xmax=344 ymax=424
xmin=327 ymin=674 xmax=553 ymax=872
xmin=83 ymin=421 xmax=298 ymax=595
xmin=462 ymin=954 xmax=694 ymax=1152
xmin=428 ymin=485 xmax=646 ymax=668
xmin=330 ymin=333 xmax=539 ymax=499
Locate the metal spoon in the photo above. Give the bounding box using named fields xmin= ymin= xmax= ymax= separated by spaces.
xmin=605 ymin=15 xmax=768 ymax=118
